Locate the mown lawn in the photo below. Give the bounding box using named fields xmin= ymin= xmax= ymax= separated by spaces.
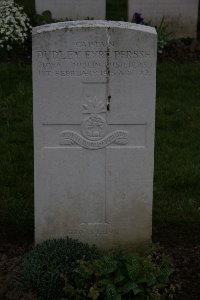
xmin=0 ymin=65 xmax=34 ymax=237
xmin=154 ymin=63 xmax=200 ymax=234
xmin=0 ymin=63 xmax=200 ymax=237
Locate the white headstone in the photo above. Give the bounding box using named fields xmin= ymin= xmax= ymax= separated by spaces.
xmin=33 ymin=21 xmax=157 ymax=248
xmin=128 ymin=0 xmax=199 ymax=38
xmin=35 ymin=0 xmax=106 ymax=20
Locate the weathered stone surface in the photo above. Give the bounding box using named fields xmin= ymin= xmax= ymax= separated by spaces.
xmin=32 ymin=21 xmax=157 ymax=248
xmin=128 ymin=0 xmax=199 ymax=38
xmin=35 ymin=0 xmax=106 ymax=20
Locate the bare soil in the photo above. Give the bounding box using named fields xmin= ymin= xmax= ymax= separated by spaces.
xmin=153 ymin=231 xmax=200 ymax=300
xmin=158 ymin=38 xmax=200 ymax=62
xmin=0 ymin=236 xmax=35 ymax=300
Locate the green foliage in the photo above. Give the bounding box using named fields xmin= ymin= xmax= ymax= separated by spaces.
xmin=32 ymin=10 xmax=94 ymax=26
xmin=156 ymin=17 xmax=173 ymax=54
xmin=131 ymin=13 xmax=172 ymax=55
xmin=62 ymin=245 xmax=174 ymax=299
xmin=15 ymin=0 xmax=35 ymax=20
xmin=33 ymin=10 xmax=55 ymax=26
xmin=16 ymin=238 xmax=98 ymax=300
xmin=32 ymin=10 xmax=76 ymax=26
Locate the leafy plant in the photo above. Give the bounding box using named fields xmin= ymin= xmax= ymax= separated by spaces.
xmin=16 ymin=238 xmax=98 ymax=300
xmin=33 ymin=10 xmax=55 ymax=26
xmin=131 ymin=12 xmax=173 ymax=54
xmin=62 ymin=245 xmax=174 ymax=299
xmin=156 ymin=17 xmax=173 ymax=54
xmin=32 ymin=10 xmax=94 ymax=27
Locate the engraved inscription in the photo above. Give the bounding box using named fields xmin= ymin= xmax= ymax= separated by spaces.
xmin=65 ymin=224 xmax=120 ymax=236
xmin=60 ymin=130 xmax=128 ymax=149
xmin=80 ymin=223 xmax=120 ymax=235
xmin=35 ymin=39 xmax=153 ymax=78
xmin=36 ymin=49 xmax=151 ymax=60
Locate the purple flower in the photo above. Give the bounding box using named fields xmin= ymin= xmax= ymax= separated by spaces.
xmin=132 ymin=12 xmax=144 ymax=24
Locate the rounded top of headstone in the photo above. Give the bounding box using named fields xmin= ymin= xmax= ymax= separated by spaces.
xmin=32 ymin=20 xmax=157 ymax=36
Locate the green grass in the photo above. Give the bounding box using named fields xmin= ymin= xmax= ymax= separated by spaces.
xmin=0 ymin=63 xmax=200 ymax=237
xmin=154 ymin=63 xmax=200 ymax=233
xmin=0 ymin=64 xmax=33 ymax=237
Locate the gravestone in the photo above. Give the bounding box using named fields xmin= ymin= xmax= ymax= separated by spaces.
xmin=128 ymin=0 xmax=199 ymax=38
xmin=33 ymin=21 xmax=157 ymax=248
xmin=35 ymin=0 xmax=106 ymax=20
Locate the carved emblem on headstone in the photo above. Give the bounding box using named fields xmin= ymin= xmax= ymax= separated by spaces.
xmin=60 ymin=97 xmax=129 ymax=149
xmin=82 ymin=97 xmax=107 ymax=140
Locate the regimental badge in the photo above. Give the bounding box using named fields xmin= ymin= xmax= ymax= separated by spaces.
xmin=60 ymin=96 xmax=128 ymax=149
xmin=81 ymin=97 xmax=107 ymax=141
